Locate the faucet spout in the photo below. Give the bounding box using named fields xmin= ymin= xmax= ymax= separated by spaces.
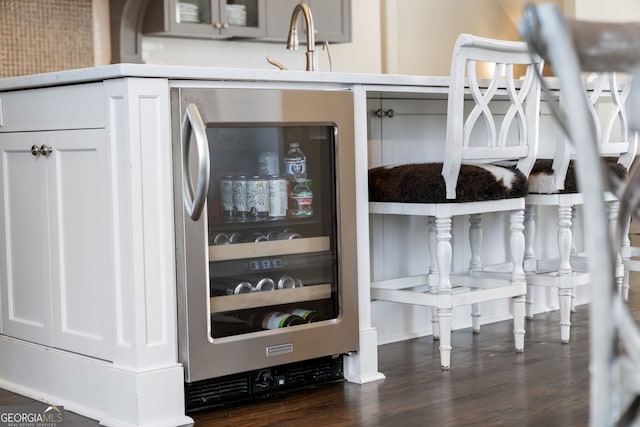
xmin=286 ymin=2 xmax=316 ymax=71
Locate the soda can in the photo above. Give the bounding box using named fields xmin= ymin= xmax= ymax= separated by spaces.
xmin=226 ymin=281 xmax=253 ymax=295
xmin=233 ymin=176 xmax=248 ymax=219
xmin=268 ymin=175 xmax=288 ymax=218
xmin=247 ymin=231 xmax=269 ymax=243
xmin=255 ymin=277 xmax=276 ymax=292
xmin=229 ymin=232 xmax=268 ymax=244
xmin=212 ymin=232 xmax=230 ymax=245
xmin=246 ymin=176 xmax=270 ymax=219
xmin=258 ymin=152 xmax=280 ymax=176
xmin=268 ymin=231 xmax=302 ymax=241
xmin=277 ymin=275 xmax=297 ymax=289
xmin=219 ymin=176 xmax=234 ymax=218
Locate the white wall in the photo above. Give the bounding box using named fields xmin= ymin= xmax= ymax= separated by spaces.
xmin=141 ymin=0 xmax=383 ymax=73
xmin=380 ymin=0 xmax=639 ymax=76
xmin=382 ymin=0 xmax=563 ymax=76
xmin=565 ymin=0 xmax=640 ymax=20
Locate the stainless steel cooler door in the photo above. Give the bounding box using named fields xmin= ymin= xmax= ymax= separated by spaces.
xmin=172 ymin=87 xmax=359 ymax=382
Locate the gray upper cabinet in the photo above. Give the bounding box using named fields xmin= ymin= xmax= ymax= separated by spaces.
xmin=264 ymin=0 xmax=351 ymax=43
xmin=144 ymin=0 xmax=267 ymax=39
xmin=143 ymin=0 xmax=351 ymax=43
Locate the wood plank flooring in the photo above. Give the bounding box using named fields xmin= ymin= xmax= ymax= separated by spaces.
xmin=3 ymin=273 xmax=640 ymax=426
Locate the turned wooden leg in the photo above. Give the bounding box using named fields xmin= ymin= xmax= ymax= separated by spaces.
xmin=471 ymin=303 xmax=481 ymax=334
xmin=621 ymin=215 xmax=632 ymax=302
xmin=469 ymin=214 xmax=482 ymax=333
xmin=428 ymin=217 xmax=440 ymax=339
xmin=570 ymin=206 xmax=578 ymax=313
xmin=511 ymin=209 xmax=525 ymax=284
xmin=524 ymin=205 xmax=536 ymax=319
xmin=436 ymin=216 xmax=453 ymax=369
xmin=609 ymin=201 xmax=624 ymax=294
xmin=511 ymin=209 xmax=526 ymax=352
xmin=558 ymin=205 xmax=573 ymax=343
xmin=469 ymin=214 xmax=482 ymax=271
xmin=513 ymin=294 xmax=526 ymax=352
xmin=559 ymin=284 xmax=573 ymax=343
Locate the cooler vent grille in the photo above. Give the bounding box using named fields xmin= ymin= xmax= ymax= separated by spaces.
xmin=286 ymin=364 xmax=336 ymax=387
xmin=186 ymin=375 xmax=250 ymax=411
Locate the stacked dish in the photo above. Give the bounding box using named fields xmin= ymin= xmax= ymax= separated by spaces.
xmin=226 ymin=4 xmax=247 ymax=26
xmin=176 ymin=2 xmax=200 ymax=24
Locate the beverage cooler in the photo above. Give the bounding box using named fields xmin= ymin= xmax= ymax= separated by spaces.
xmin=171 ymin=87 xmax=359 ymax=411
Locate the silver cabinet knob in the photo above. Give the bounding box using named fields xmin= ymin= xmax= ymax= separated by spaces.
xmin=31 ymin=145 xmax=40 ymax=156
xmin=40 ymin=145 xmax=53 ymax=157
xmin=214 ymin=22 xmax=222 ymax=29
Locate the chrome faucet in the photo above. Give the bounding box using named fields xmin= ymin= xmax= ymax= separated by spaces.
xmin=286 ymin=2 xmax=316 ymax=71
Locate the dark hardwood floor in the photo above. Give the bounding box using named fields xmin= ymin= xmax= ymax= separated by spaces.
xmin=3 ymin=270 xmax=640 ymax=426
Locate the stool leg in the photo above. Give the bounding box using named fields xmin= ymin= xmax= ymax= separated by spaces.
xmin=436 ymin=216 xmax=453 ymax=369
xmin=524 ymin=205 xmax=536 ymax=319
xmin=471 ymin=304 xmax=481 ymax=334
xmin=469 ymin=214 xmax=482 ymax=333
xmin=513 ymin=295 xmax=526 ymax=352
xmin=621 ymin=215 xmax=631 ymax=302
xmin=428 ymin=217 xmax=440 ymax=339
xmin=609 ymin=201 xmax=625 ymax=294
xmin=558 ymin=205 xmax=573 ymax=343
xmin=570 ymin=206 xmax=578 ymax=313
xmin=511 ymin=209 xmax=526 ymax=352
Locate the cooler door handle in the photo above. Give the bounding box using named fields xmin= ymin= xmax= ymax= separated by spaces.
xmin=181 ymin=103 xmax=210 ymax=221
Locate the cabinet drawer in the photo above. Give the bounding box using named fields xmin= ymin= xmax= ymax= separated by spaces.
xmin=0 ymin=83 xmax=105 ymax=132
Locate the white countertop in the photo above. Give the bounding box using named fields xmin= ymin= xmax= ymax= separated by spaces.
xmin=0 ymin=63 xmax=450 ymax=92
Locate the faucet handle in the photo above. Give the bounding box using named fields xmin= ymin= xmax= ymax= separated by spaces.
xmin=267 ymin=56 xmax=287 ymax=71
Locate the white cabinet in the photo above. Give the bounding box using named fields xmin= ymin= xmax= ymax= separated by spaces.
xmin=0 ymin=129 xmax=113 ymax=360
xmin=0 ymin=77 xmax=188 ymax=427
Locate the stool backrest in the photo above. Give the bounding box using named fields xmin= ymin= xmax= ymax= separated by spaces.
xmin=552 ymin=72 xmax=638 ymax=190
xmin=443 ymin=34 xmax=544 ymax=199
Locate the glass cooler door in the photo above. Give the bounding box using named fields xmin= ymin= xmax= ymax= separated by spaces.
xmin=205 ymin=125 xmax=339 ymax=339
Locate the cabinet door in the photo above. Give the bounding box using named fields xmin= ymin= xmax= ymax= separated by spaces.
xmin=144 ymin=0 xmax=218 ymax=38
xmin=46 ymin=129 xmax=113 ymax=360
xmin=144 ymin=0 xmax=265 ymax=38
xmin=221 ymin=0 xmax=266 ymax=38
xmin=264 ymin=0 xmax=300 ymax=41
xmin=0 ymin=133 xmax=54 ymax=346
xmin=308 ymin=0 xmax=350 ymax=43
xmin=0 ymin=130 xmax=113 ymax=360
xmin=264 ymin=0 xmax=351 ymax=43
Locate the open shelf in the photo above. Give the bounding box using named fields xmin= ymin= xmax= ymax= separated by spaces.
xmin=209 ymin=283 xmax=332 ymax=313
